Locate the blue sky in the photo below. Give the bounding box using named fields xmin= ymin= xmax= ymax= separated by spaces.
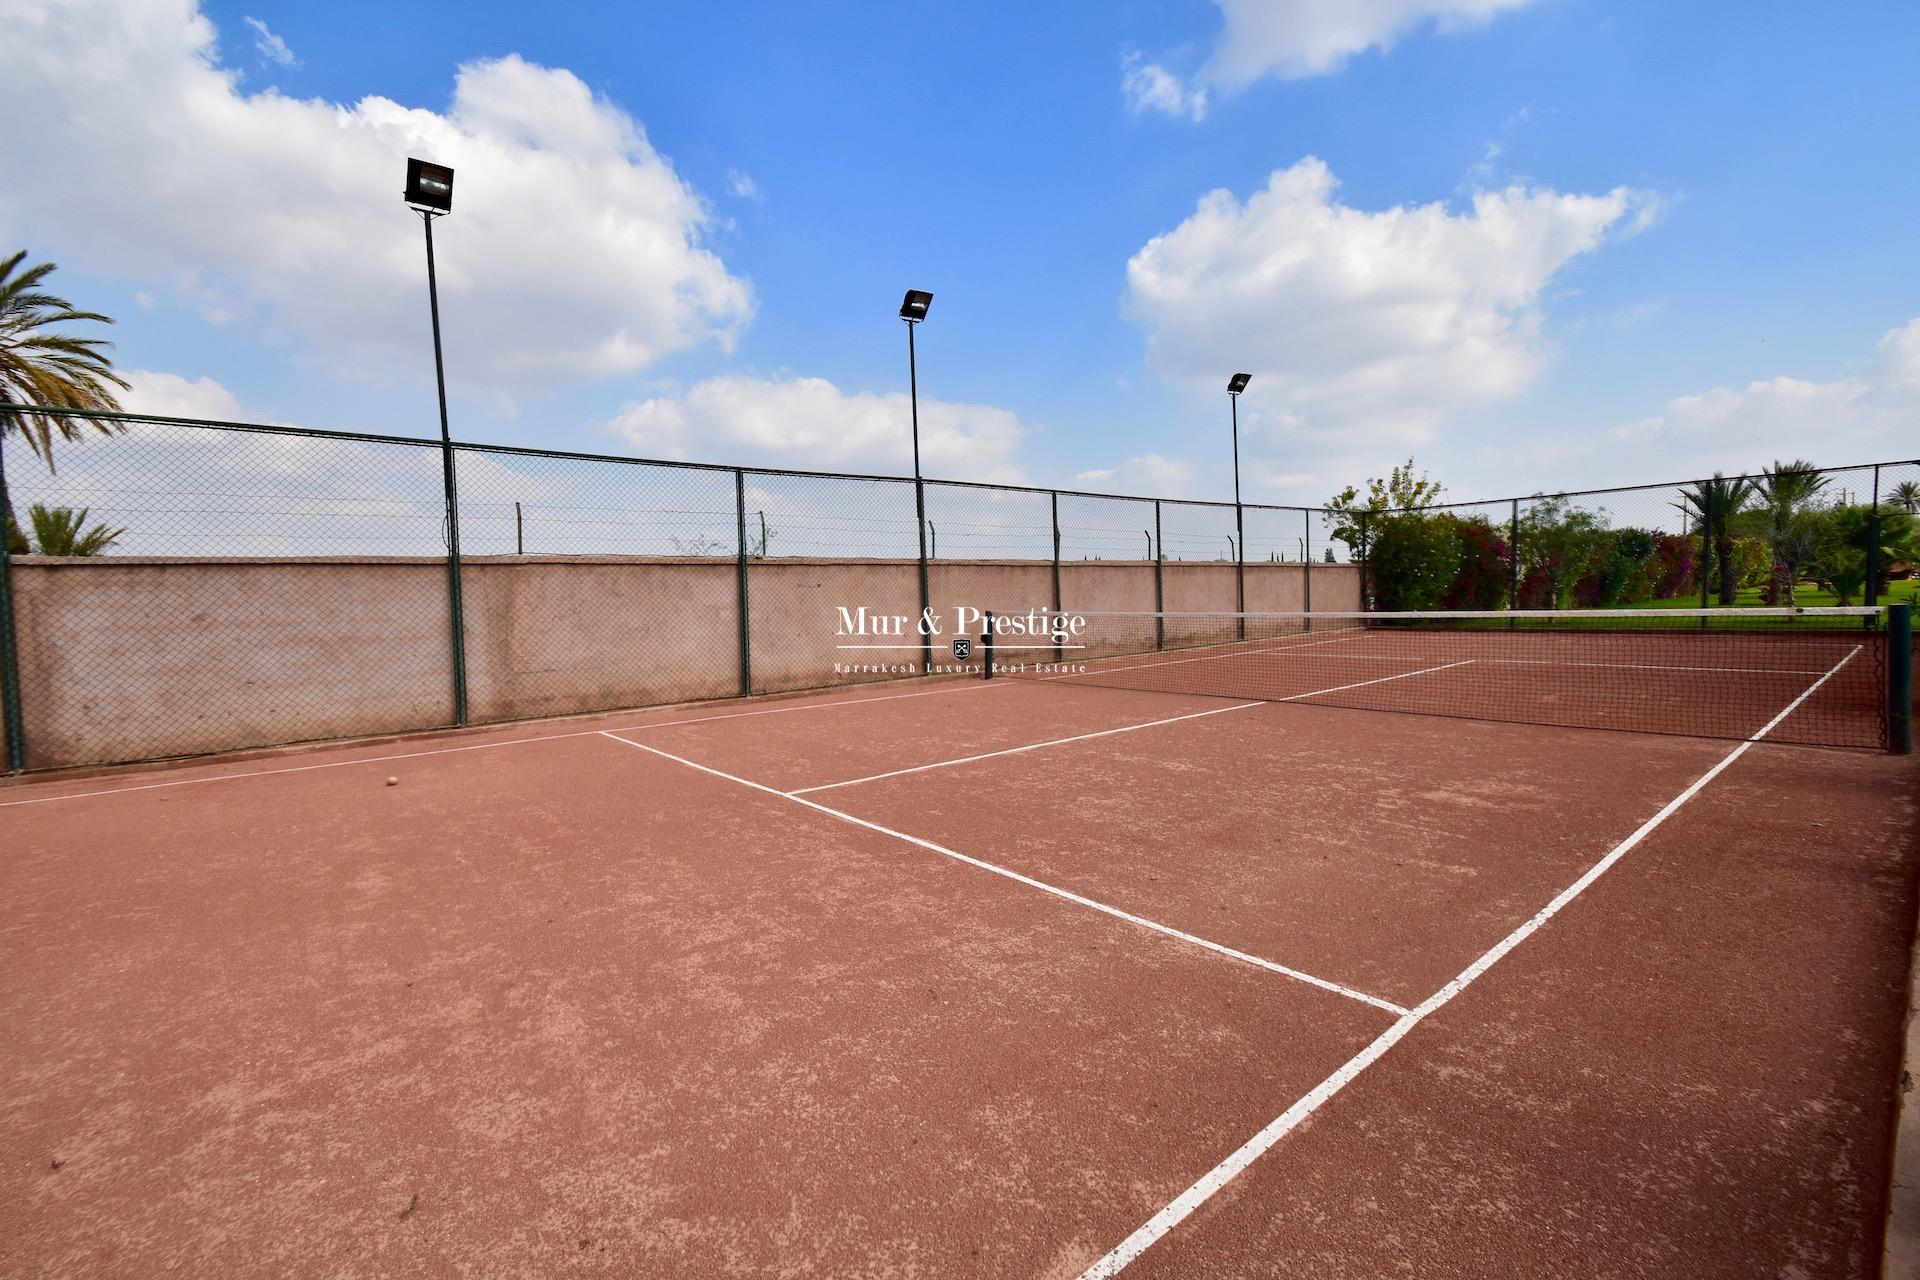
xmin=6 ymin=0 xmax=1918 ymax=505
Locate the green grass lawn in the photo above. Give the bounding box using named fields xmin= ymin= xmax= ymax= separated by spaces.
xmin=1625 ymin=579 xmax=1919 ymax=611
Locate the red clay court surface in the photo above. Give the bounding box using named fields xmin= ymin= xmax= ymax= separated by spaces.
xmin=4 ymin=647 xmax=1918 ymax=1277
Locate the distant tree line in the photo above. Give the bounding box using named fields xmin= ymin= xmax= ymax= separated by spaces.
xmin=1327 ymin=459 xmax=1920 ymax=611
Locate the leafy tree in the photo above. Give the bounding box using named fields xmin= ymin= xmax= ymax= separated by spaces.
xmin=24 ymin=503 xmax=124 ymax=556
xmin=1892 ymin=480 xmax=1920 ymax=515
xmin=1679 ymin=474 xmax=1759 ymax=604
xmin=1366 ymin=513 xmax=1462 ymax=611
xmin=1517 ymin=497 xmax=1607 ymax=608
xmin=1577 ymin=527 xmax=1656 ymax=607
xmin=1324 ymin=459 xmax=1444 ymax=557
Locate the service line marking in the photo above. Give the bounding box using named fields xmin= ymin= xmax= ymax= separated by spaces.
xmin=597 ymin=730 xmax=1409 ymax=1018
xmin=792 ymin=701 xmax=1267 ymax=794
xmin=1074 ymin=644 xmax=1862 ymax=1279
xmin=799 ymin=661 xmax=1473 ymax=795
xmin=1044 ymin=628 xmax=1375 ymax=682
xmin=0 ymin=678 xmax=1006 ymax=808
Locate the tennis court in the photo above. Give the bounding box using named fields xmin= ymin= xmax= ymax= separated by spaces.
xmin=4 ymin=609 xmax=1917 ymax=1277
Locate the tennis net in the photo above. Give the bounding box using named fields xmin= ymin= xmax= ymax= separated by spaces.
xmin=983 ymin=607 xmax=1912 ymax=750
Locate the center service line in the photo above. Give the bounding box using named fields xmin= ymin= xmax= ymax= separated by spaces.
xmin=596 ymin=730 xmax=1408 ymax=1017
xmin=1073 ymin=645 xmax=1862 ymax=1278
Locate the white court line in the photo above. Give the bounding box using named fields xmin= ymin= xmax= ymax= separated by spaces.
xmin=1075 ymin=643 xmax=1862 ymax=1279
xmin=0 ymin=678 xmax=1006 ymax=809
xmin=798 ymin=660 xmax=1474 ymax=796
xmin=793 ymin=701 xmax=1266 ymax=794
xmin=597 ymin=730 xmax=1409 ymax=1018
xmin=1484 ymin=658 xmax=1828 ymax=675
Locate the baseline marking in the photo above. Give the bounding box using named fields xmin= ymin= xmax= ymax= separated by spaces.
xmin=798 ymin=661 xmax=1472 ymax=795
xmin=0 ymin=678 xmax=1005 ymax=808
xmin=1075 ymin=644 xmax=1862 ymax=1278
xmin=597 ymin=730 xmax=1408 ymax=1017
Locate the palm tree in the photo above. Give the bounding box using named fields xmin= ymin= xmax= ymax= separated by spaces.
xmin=1757 ymin=459 xmax=1830 ymax=603
xmin=1893 ymin=480 xmax=1920 ymax=515
xmin=1 ymin=249 xmax=129 ymax=455
xmin=1679 ymin=473 xmax=1758 ymax=604
xmin=25 ymin=504 xmax=123 ymax=556
xmin=0 ymin=250 xmax=129 ymax=547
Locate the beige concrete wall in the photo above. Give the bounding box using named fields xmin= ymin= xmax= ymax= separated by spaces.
xmin=462 ymin=555 xmax=740 ymax=721
xmin=7 ymin=555 xmax=1361 ymax=769
xmin=11 ymin=556 xmax=453 ymax=769
xmin=747 ymin=559 xmax=922 ymax=692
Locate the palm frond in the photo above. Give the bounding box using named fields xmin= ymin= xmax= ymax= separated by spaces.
xmin=0 ymin=252 xmax=127 ymax=470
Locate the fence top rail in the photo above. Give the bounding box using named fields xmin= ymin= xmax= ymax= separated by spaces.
xmin=1068 ymin=607 xmax=1884 ymax=620
xmin=5 ymin=404 xmax=1916 ymax=522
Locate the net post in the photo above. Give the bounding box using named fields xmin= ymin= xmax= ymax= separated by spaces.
xmin=982 ymin=610 xmax=995 ymax=680
xmin=1889 ymin=602 xmax=1913 ymax=755
xmin=734 ymin=468 xmax=752 ymax=697
xmin=1154 ymin=500 xmax=1165 ymax=650
xmin=1050 ymin=490 xmax=1063 ymax=664
xmin=1508 ymin=497 xmax=1520 ymax=628
xmin=0 ymin=431 xmax=27 ymax=773
xmin=1302 ymin=509 xmax=1313 ymax=632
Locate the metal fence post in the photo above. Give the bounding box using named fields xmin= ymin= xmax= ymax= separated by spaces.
xmin=1357 ymin=511 xmax=1370 ymax=612
xmin=1154 ymin=500 xmax=1165 ymax=650
xmin=1050 ymin=490 xmax=1063 ymax=664
xmin=439 ymin=445 xmax=469 ymax=725
xmin=1302 ymin=509 xmax=1313 ymax=630
xmin=0 ymin=432 xmax=26 ymax=772
xmin=1888 ymin=602 xmax=1912 ymax=754
xmin=1698 ymin=484 xmax=1714 ymax=627
xmin=734 ymin=468 xmax=751 ymax=696
xmin=1508 ymin=497 xmax=1521 ymax=627
xmin=1867 ymin=464 xmax=1882 ymax=611
xmin=915 ymin=476 xmax=932 ymax=675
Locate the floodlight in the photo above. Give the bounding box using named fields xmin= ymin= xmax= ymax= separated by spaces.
xmin=1227 ymin=372 xmax=1251 ymax=395
xmin=899 ymin=289 xmax=933 ymax=322
xmin=404 ymin=158 xmax=455 ymax=213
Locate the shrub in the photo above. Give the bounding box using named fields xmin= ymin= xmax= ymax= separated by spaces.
xmin=1647 ymin=533 xmax=1698 ymax=599
xmin=1366 ymin=512 xmax=1463 ymax=611
xmin=1438 ymin=516 xmax=1511 ymax=609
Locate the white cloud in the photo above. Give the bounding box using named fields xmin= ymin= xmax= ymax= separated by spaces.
xmin=1127 ymin=0 xmax=1538 ymax=118
xmin=728 ymin=170 xmax=761 ymax=201
xmin=0 ymin=0 xmax=752 ymax=389
xmin=119 ymin=368 xmax=261 ymax=421
xmin=1072 ymin=453 xmax=1196 ymax=497
xmin=1125 ymin=157 xmax=1652 ymax=476
xmin=607 ymin=374 xmax=1033 ymax=484
xmin=1121 ymin=52 xmax=1208 ymax=122
xmin=241 ymin=15 xmax=296 ymax=67
xmin=1475 ymin=317 xmax=1920 ymax=493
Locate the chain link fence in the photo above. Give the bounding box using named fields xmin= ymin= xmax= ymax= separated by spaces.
xmin=0 ymin=407 xmax=1911 ymax=769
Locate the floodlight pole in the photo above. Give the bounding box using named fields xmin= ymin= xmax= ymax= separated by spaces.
xmin=1229 ymin=386 xmax=1246 ymax=639
xmin=906 ymin=317 xmax=931 ymax=675
xmin=419 ymin=208 xmax=469 ymax=725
